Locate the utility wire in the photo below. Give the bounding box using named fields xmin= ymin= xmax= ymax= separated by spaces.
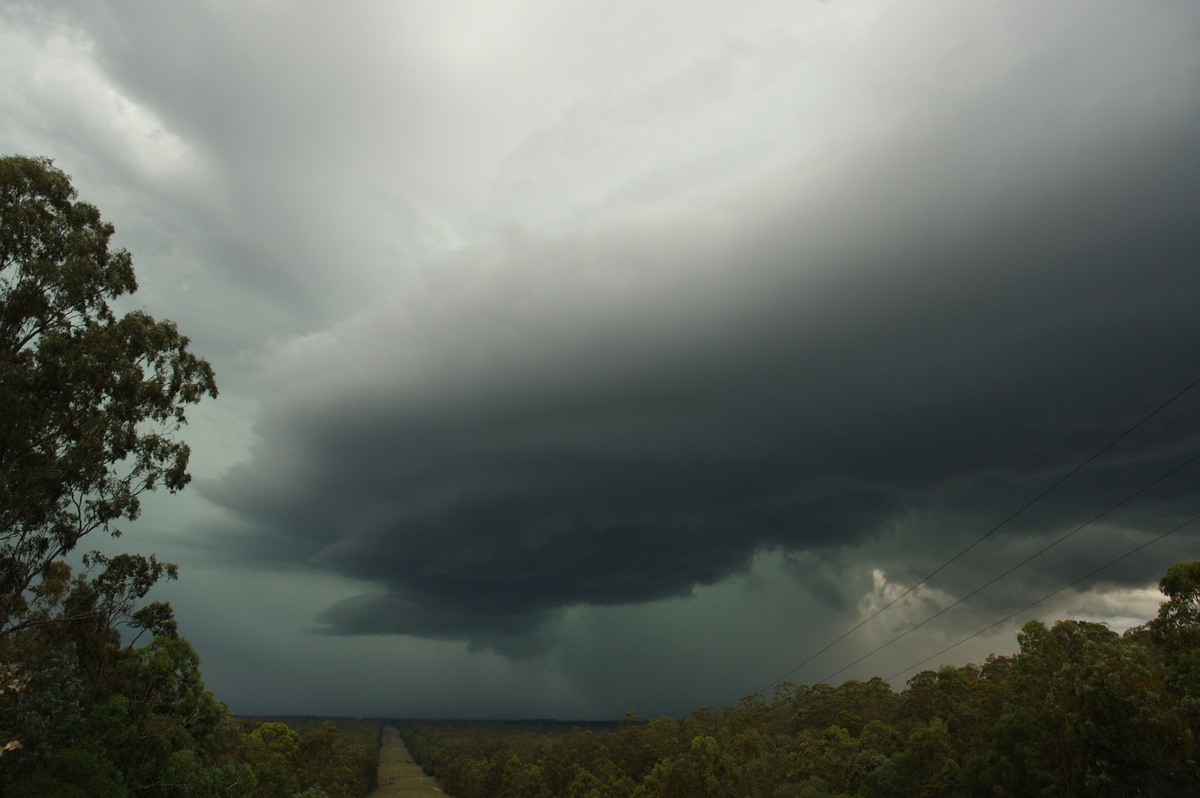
xmin=759 ymin=375 xmax=1200 ymax=694
xmin=884 ymin=511 xmax=1200 ymax=683
xmin=815 ymin=448 xmax=1200 ymax=685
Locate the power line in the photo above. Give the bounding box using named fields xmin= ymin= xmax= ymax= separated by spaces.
xmin=884 ymin=511 xmax=1200 ymax=683
xmin=813 ymin=448 xmax=1200 ymax=685
xmin=759 ymin=375 xmax=1200 ymax=694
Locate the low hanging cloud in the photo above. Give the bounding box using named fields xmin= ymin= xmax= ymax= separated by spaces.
xmin=200 ymin=1 xmax=1200 ymax=655
xmin=207 ymin=143 xmax=1200 ymax=651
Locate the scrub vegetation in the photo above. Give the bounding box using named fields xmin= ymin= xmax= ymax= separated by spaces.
xmin=399 ymin=562 xmax=1200 ymax=797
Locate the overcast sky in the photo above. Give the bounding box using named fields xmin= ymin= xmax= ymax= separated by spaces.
xmin=4 ymin=0 xmax=1200 ymax=720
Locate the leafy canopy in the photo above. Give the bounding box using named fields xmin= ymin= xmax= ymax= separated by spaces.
xmin=0 ymin=155 xmax=217 ymax=635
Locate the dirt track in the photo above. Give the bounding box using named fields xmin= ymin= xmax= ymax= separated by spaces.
xmin=367 ymin=726 xmax=447 ymax=798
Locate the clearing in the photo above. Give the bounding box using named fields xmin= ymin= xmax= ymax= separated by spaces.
xmin=367 ymin=726 xmax=447 ymax=797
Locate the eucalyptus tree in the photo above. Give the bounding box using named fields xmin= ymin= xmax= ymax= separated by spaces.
xmin=0 ymin=154 xmax=217 ymax=635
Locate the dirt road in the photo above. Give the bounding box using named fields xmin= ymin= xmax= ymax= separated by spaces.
xmin=367 ymin=726 xmax=448 ymax=798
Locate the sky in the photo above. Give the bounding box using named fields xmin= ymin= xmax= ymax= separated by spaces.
xmin=3 ymin=0 xmax=1200 ymax=720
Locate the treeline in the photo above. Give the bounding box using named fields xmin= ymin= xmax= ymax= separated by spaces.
xmin=0 ymin=562 xmax=379 ymax=797
xmin=400 ymin=561 xmax=1200 ymax=797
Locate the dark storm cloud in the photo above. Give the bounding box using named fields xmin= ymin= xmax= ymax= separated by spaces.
xmin=10 ymin=0 xmax=1198 ymax=719
xmin=205 ymin=65 xmax=1200 ymax=653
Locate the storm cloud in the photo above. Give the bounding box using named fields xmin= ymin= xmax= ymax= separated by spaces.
xmin=205 ymin=10 xmax=1200 ymax=650
xmin=5 ymin=0 xmax=1200 ymax=716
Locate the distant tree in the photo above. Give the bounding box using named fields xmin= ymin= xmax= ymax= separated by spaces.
xmin=245 ymin=722 xmax=302 ymax=798
xmin=0 ymin=155 xmax=216 ymax=635
xmin=1152 ymin=560 xmax=1200 ymax=644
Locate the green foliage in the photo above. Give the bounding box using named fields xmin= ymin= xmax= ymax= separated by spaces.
xmin=0 ymin=154 xmax=217 ymax=636
xmin=245 ymin=722 xmax=302 ymax=797
xmin=296 ymin=721 xmax=376 ymax=798
xmin=234 ymin=718 xmax=379 ymax=798
xmin=3 ymin=745 xmax=128 ymax=797
xmin=1152 ymin=560 xmax=1200 ymax=647
xmin=0 ymin=615 xmax=256 ymax=796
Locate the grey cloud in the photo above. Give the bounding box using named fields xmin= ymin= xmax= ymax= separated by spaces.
xmin=205 ymin=66 xmax=1200 ymax=652
xmin=8 ymin=0 xmax=1200 ymax=720
xmin=12 ymin=0 xmax=1198 ymax=688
